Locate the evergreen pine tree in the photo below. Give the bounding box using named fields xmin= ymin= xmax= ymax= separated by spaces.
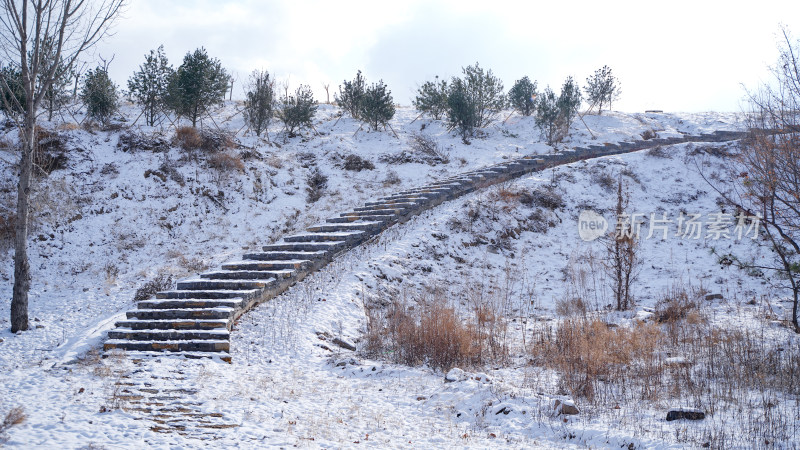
xmin=128 ymin=45 xmax=173 ymax=126
xmin=81 ymin=66 xmax=118 ymax=125
xmin=413 ymin=76 xmax=448 ymax=120
xmin=166 ymin=47 xmax=230 ymax=127
xmin=336 ymin=70 xmax=365 ymax=119
xmin=38 ymin=37 xmax=71 ymax=121
xmin=0 ymin=64 xmax=26 ymax=116
xmin=445 ymin=62 xmax=505 ymax=140
xmin=243 ymin=69 xmax=275 ymax=137
xmin=507 ymin=76 xmax=538 ymax=116
xmin=584 ymin=65 xmax=620 ymax=114
xmin=359 ymin=80 xmax=395 ymax=131
xmin=277 ymin=85 xmax=317 ymax=137
xmin=557 ymin=76 xmax=582 ymax=128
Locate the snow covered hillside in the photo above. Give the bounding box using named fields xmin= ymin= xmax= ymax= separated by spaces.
xmin=1 ymin=105 xmax=797 ymax=448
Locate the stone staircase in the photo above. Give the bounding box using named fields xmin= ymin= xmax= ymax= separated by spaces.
xmin=103 ymin=130 xmax=747 ymax=361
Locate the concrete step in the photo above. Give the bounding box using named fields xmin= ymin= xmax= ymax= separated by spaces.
xmin=326 ymin=215 xmax=396 ymax=224
xmin=221 ymin=260 xmax=311 ymax=271
xmin=353 ymin=203 xmax=415 ymax=212
xmin=115 ymin=319 xmax=231 ymax=330
xmin=108 ymin=328 xmax=230 ymax=341
xmin=306 ymin=221 xmax=383 ymax=233
xmin=242 ymin=250 xmax=327 ymax=261
xmin=377 ymin=195 xmax=431 ymax=202
xmin=363 ymin=199 xmax=425 ymax=207
xmin=200 ymin=269 xmax=294 ymax=280
xmin=262 ymin=241 xmax=347 ymax=252
xmin=138 ymin=298 xmax=243 ymax=310
xmin=127 ymin=307 xmax=235 ymax=320
xmin=176 ymin=279 xmax=273 ymax=291
xmin=156 ymin=289 xmax=261 ymax=300
xmin=115 ymin=350 xmax=232 ymax=362
xmin=104 ymin=339 xmax=230 ymax=353
xmin=339 ymin=211 xmax=398 ymax=219
xmin=283 ymin=231 xmax=364 ymax=243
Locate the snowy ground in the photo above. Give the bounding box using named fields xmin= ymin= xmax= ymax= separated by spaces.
xmin=2 ymin=104 xmax=797 ymax=448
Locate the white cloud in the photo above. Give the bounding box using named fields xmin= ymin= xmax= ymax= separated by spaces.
xmin=94 ymin=0 xmax=800 ymax=112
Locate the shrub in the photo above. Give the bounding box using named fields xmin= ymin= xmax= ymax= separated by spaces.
xmin=446 ymin=62 xmax=505 ymax=140
xmin=81 ymin=66 xmax=118 ymax=125
xmin=641 ymin=129 xmax=657 ymax=140
xmin=584 ymin=65 xmax=620 ymax=114
xmin=128 ymin=45 xmax=174 ymax=126
xmin=166 ymin=47 xmax=230 ymax=127
xmin=133 ymin=273 xmax=174 ymax=301
xmin=118 ymin=130 xmax=170 ymax=153
xmin=341 ymin=154 xmax=375 ymax=171
xmin=413 ymin=76 xmax=448 ymax=120
xmin=208 ymin=152 xmax=244 ymax=173
xmin=336 ymin=70 xmax=366 ymax=119
xmin=359 ymin=80 xmax=395 ymax=131
xmin=507 ymin=76 xmax=538 ymax=116
xmin=408 ymin=132 xmax=449 ymax=165
xmin=174 ymin=126 xmax=203 ymax=151
xmin=243 ymin=69 xmax=275 ymax=137
xmin=306 ymin=168 xmax=327 ymax=202
xmin=173 ymin=126 xmax=233 ymax=153
xmin=532 ymin=319 xmax=661 ymax=401
xmin=363 ymin=290 xmax=508 ymax=371
xmin=277 ymin=85 xmax=317 ymax=137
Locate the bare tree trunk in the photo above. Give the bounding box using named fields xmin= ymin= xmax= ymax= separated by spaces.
xmin=11 ymin=112 xmax=34 ymax=333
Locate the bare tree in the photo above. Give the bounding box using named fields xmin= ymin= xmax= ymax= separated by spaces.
xmin=604 ymin=176 xmax=639 ymax=311
xmin=701 ymin=28 xmax=800 ymax=332
xmin=322 ymin=82 xmax=330 ymax=104
xmin=0 ymin=0 xmax=125 ymax=332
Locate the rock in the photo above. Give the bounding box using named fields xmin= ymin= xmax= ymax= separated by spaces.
xmin=665 ymin=356 xmax=692 ymax=367
xmin=331 ymin=337 xmax=356 ymax=351
xmin=554 ymin=399 xmax=579 ymax=415
xmin=444 ymin=368 xmax=467 ymax=382
xmin=705 ymin=293 xmax=723 ymax=301
xmin=666 ymin=408 xmax=705 ymax=421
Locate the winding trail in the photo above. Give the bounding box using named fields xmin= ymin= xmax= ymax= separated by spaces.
xmin=101 ymin=130 xmax=747 ymax=434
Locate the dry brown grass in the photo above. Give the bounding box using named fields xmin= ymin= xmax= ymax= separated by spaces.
xmin=174 ymin=126 xmax=203 ymax=151
xmin=532 ymin=318 xmax=662 ymax=401
xmin=174 ymin=126 xmax=235 ymax=153
xmin=0 ymin=406 xmax=26 ymax=443
xmin=208 ymin=152 xmax=244 ymax=173
xmin=364 ymin=288 xmax=508 ymax=371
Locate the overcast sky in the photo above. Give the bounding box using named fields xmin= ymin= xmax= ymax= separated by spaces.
xmin=94 ymin=0 xmax=800 ymax=112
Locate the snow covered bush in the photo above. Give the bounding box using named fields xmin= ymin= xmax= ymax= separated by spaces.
xmin=507 ymin=76 xmax=538 ymax=116
xmin=133 ymin=273 xmax=174 ymax=301
xmin=81 ymin=66 xmax=118 ymax=125
xmin=277 ymin=85 xmax=317 ymax=138
xmin=412 ymin=76 xmax=448 ymax=120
